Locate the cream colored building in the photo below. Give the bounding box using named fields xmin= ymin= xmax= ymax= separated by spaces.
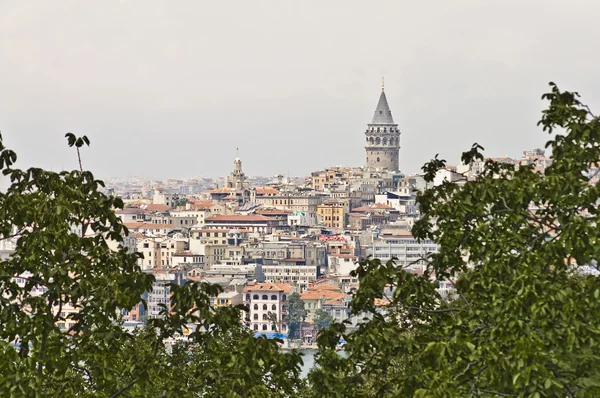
xmin=254 ymin=194 xmax=324 ymax=213
xmin=137 ymin=237 xmax=186 ymax=269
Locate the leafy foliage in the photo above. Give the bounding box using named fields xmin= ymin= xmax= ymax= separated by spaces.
xmin=310 ymin=83 xmax=600 ymax=397
xmin=314 ymin=309 xmax=334 ymax=330
xmin=0 ymin=133 xmax=304 ymax=397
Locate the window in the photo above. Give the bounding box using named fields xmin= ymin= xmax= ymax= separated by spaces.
xmin=263 ymin=314 xmax=268 ymax=320
xmin=271 ymin=295 xmax=277 ymax=300
xmin=253 ymin=294 xmax=259 ymax=300
xmin=272 ymin=325 xmax=276 ymax=331
xmin=263 ymin=304 xmax=267 ymax=310
xmin=254 ymin=324 xmax=258 ymax=330
xmin=272 ymin=304 xmax=276 ymax=311
xmin=262 ymin=295 xmax=268 ymax=300
xmin=262 ymin=324 xmax=267 ymax=330
xmin=282 ymin=295 xmax=287 ymax=302
xmin=254 ymin=304 xmax=258 ymax=310
xmin=246 ymin=294 xmax=250 ymax=301
xmin=253 ymin=314 xmax=258 ymax=320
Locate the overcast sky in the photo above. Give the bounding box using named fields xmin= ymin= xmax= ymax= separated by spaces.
xmin=1 ymin=1 xmax=599 ymax=180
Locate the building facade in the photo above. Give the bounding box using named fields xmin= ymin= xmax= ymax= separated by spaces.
xmin=243 ymin=282 xmax=293 ymax=333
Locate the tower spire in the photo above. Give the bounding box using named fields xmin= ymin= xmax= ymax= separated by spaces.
xmin=382 ymin=77 xmax=384 ymax=91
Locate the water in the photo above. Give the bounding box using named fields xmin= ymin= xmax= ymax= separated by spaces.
xmin=299 ymin=349 xmax=317 ymax=378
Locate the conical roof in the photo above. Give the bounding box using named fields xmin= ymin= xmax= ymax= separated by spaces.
xmin=371 ymin=90 xmax=395 ymax=124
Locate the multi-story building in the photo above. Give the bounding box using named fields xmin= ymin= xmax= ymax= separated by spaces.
xmin=243 ymin=282 xmax=294 ymax=333
xmin=115 ymin=208 xmax=147 ymax=223
xmin=153 ymin=189 xmax=175 ymax=207
xmin=145 ymin=269 xmax=186 ymax=319
xmin=311 ymin=167 xmax=353 ymax=191
xmin=204 ymin=215 xmax=277 ymax=234
xmin=137 ymin=237 xmax=186 ymax=269
xmin=366 ymin=232 xmax=438 ymax=272
xmin=171 ymin=252 xmax=205 ymax=268
xmin=317 ymin=201 xmax=347 ymax=230
xmin=300 ymin=285 xmax=346 ymax=323
xmin=261 ymin=263 xmax=320 ymax=292
xmin=253 ymin=194 xmax=324 ymax=214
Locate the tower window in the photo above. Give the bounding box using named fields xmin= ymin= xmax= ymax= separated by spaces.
xmin=377 ymin=157 xmax=380 ymax=162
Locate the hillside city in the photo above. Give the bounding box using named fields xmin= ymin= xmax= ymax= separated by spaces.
xmin=0 ymin=86 xmax=565 ymax=345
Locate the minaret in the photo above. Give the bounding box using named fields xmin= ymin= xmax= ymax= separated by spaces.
xmin=365 ymin=79 xmax=401 ymax=171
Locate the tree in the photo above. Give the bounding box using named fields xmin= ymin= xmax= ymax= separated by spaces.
xmin=310 ymin=83 xmax=600 ymax=397
xmin=0 ymin=133 xmax=304 ymax=397
xmin=285 ymin=293 xmax=307 ymax=340
xmin=174 ymin=198 xmax=188 ymax=207
xmin=314 ymin=309 xmax=334 ymax=330
xmin=267 ymin=311 xmax=279 ymax=333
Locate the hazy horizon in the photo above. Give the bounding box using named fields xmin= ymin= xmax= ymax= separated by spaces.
xmin=1 ymin=1 xmax=599 ymax=180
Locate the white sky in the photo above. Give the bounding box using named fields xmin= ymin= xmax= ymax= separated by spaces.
xmin=1 ymin=0 xmax=599 ymax=179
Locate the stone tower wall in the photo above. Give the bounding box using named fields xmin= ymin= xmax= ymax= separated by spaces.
xmin=365 ymin=124 xmax=400 ymax=171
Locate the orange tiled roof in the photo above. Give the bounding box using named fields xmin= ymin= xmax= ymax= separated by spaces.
xmin=254 ymin=187 xmax=279 ymax=195
xmin=331 ymin=254 xmax=358 ymax=259
xmin=307 ymin=285 xmax=340 ymax=291
xmin=324 ymin=298 xmax=344 ymax=305
xmin=145 ymin=204 xmax=172 ymax=212
xmin=243 ymin=282 xmax=293 ymax=294
xmin=301 ymin=290 xmax=345 ymax=301
xmin=374 ymin=298 xmax=391 ymax=307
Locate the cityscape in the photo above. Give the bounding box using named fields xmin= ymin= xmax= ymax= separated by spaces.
xmin=88 ymin=85 xmax=555 ymax=339
xmin=3 ymin=1 xmax=600 ymax=396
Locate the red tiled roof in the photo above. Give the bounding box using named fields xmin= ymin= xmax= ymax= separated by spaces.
xmin=257 ymin=209 xmax=293 ymax=216
xmin=206 ymin=215 xmax=273 ymax=222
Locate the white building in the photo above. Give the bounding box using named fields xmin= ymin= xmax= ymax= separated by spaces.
xmin=145 ymin=270 xmax=186 ymax=319
xmin=243 ymin=282 xmax=294 ymax=333
xmin=261 ymin=263 xmax=320 ymax=292
xmin=367 ymin=233 xmax=438 ymax=272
